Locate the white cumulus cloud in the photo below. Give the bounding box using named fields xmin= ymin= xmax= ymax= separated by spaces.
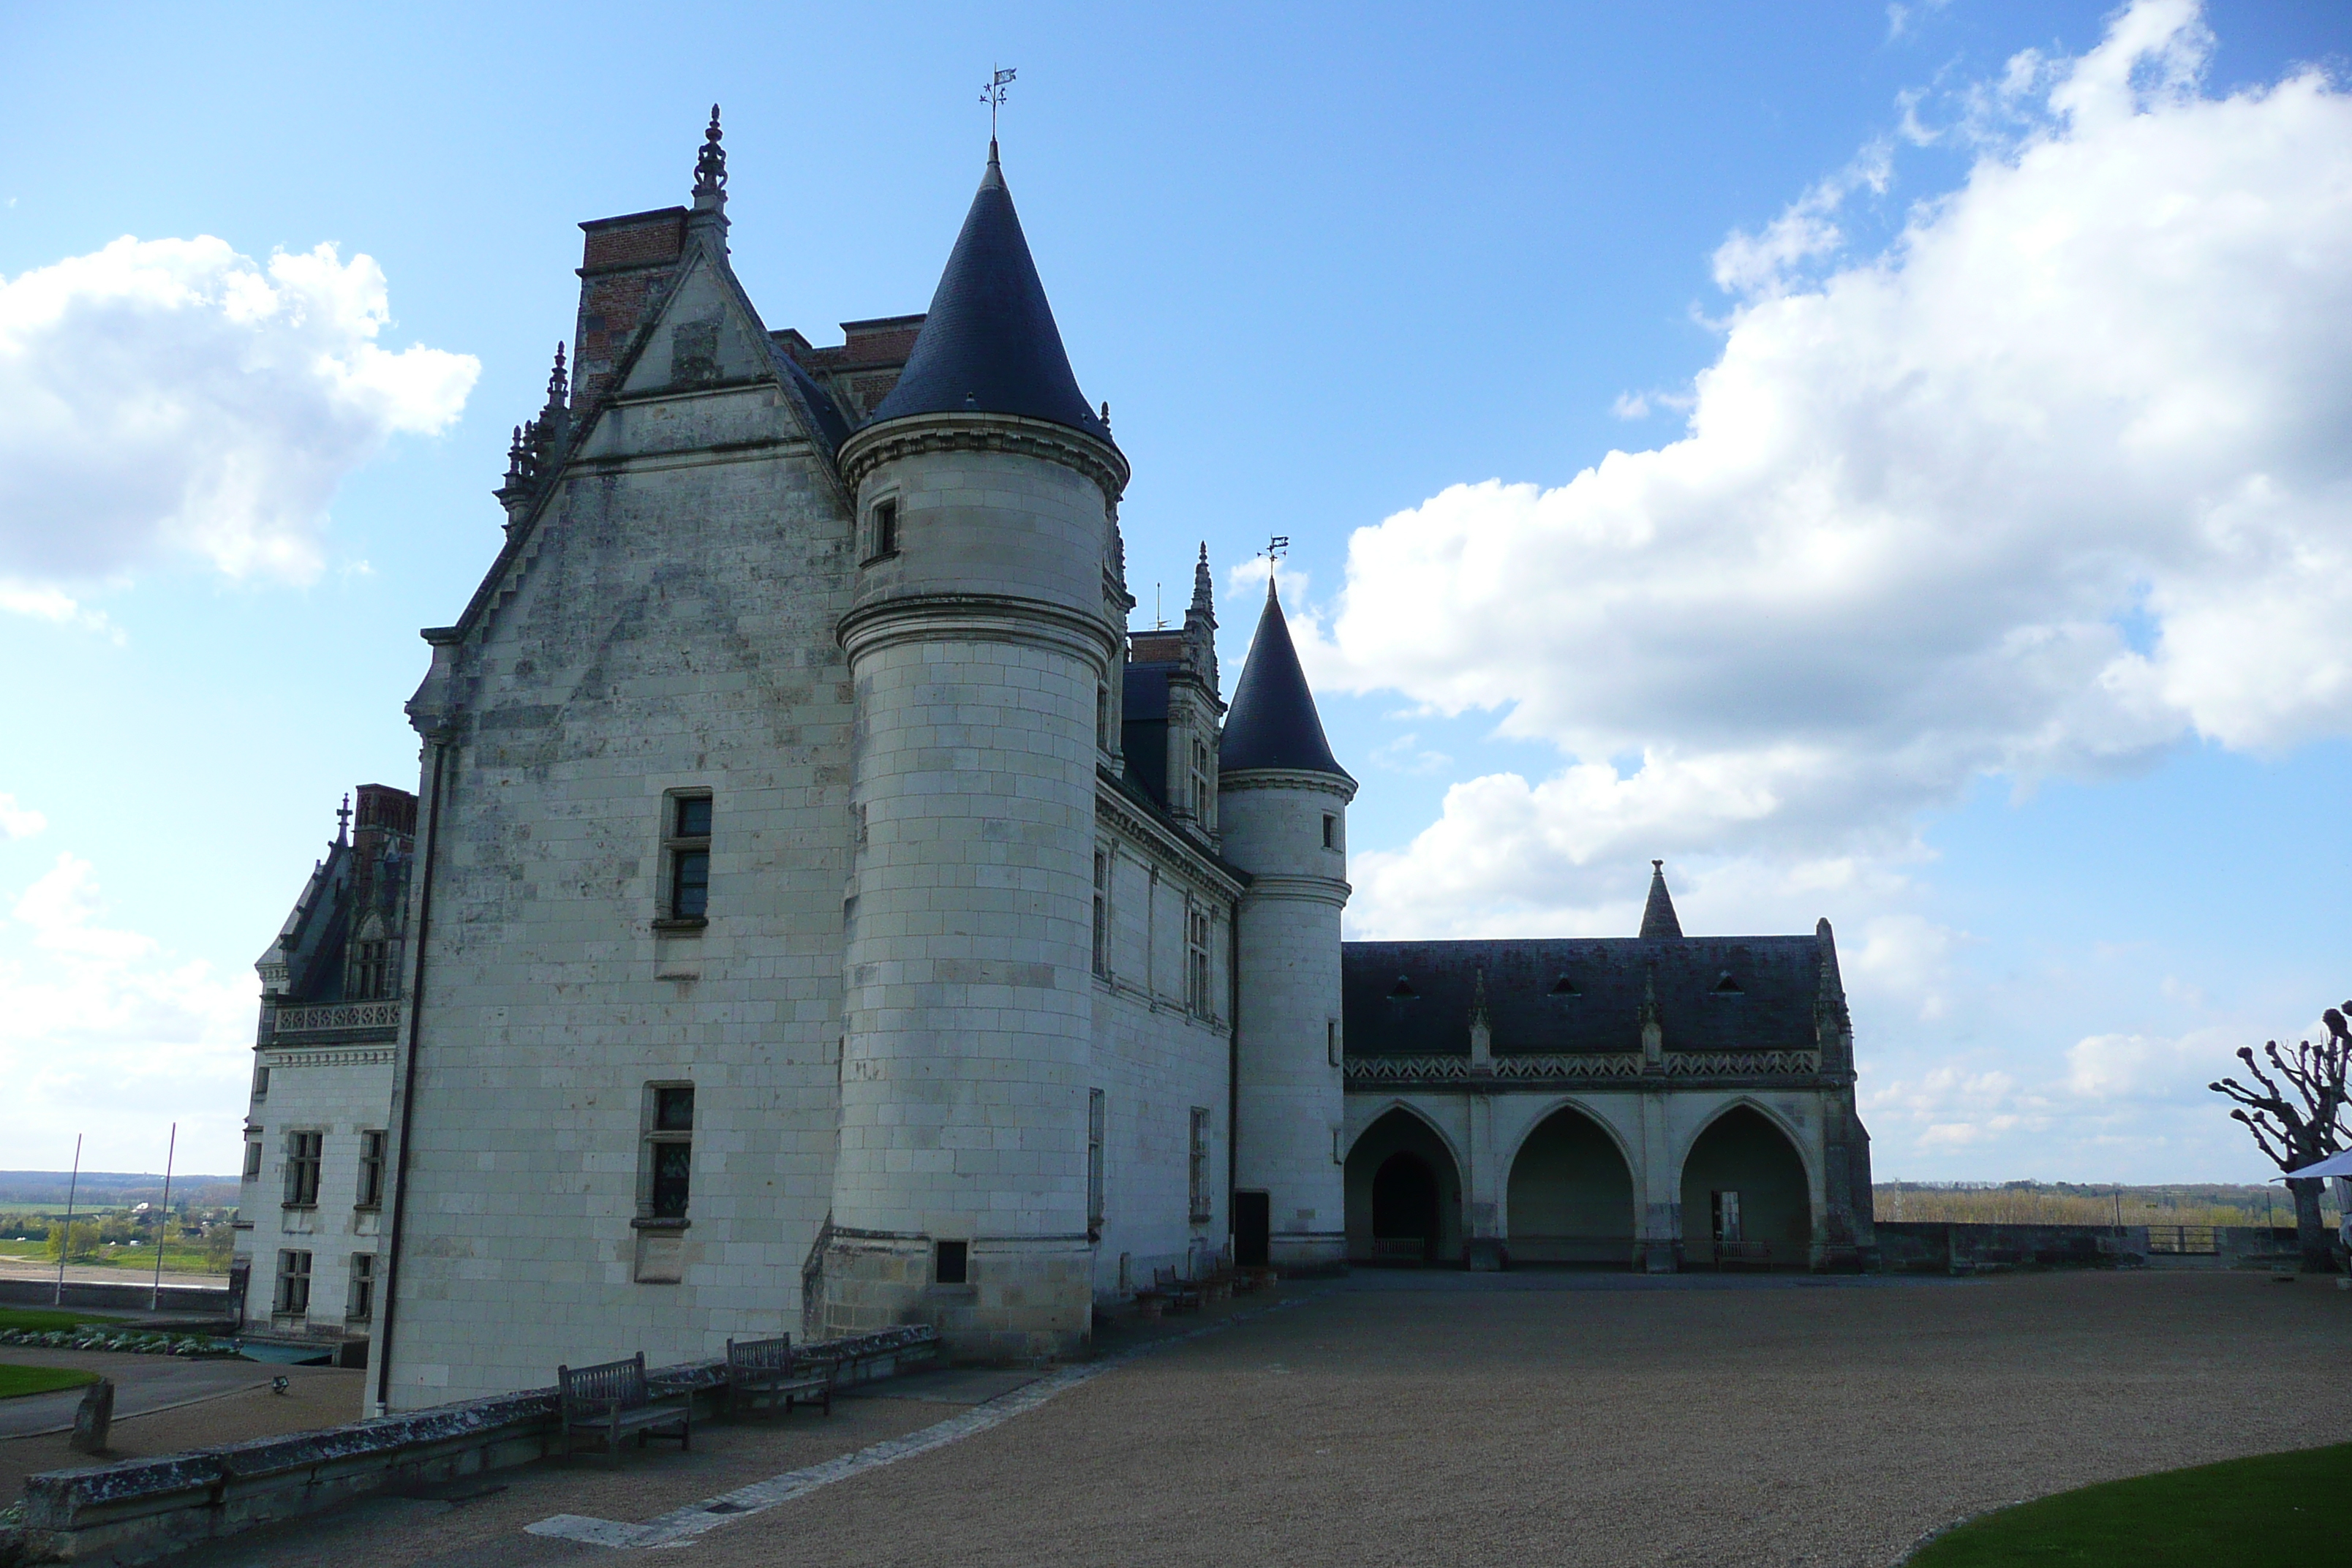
xmin=1319 ymin=0 xmax=2352 ymax=938
xmin=0 ymin=235 xmax=476 ymax=608
xmin=0 ymin=794 xmax=45 ymax=840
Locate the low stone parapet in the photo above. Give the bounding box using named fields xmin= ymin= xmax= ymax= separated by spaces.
xmin=10 ymin=1325 xmax=939 ymax=1564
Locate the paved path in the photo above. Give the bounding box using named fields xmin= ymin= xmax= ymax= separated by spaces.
xmin=99 ymin=1271 xmax=2352 ymax=1567
xmin=0 ymin=1349 xmax=269 ymax=1438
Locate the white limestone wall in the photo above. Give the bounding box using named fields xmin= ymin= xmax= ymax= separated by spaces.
xmin=1222 ymin=773 xmax=1352 ymax=1270
xmin=236 ymin=1045 xmax=396 ymax=1348
xmin=825 ymin=437 xmax=1121 ymax=1357
xmin=1341 ymin=1085 xmax=1839 ymax=1268
xmin=1088 ymin=819 xmax=1237 ymax=1297
xmin=383 ymin=387 xmax=855 ymax=1411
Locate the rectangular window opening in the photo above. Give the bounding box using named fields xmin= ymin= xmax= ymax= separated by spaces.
xmin=1188 ymin=1108 xmax=1213 ymax=1223
xmin=243 ymin=1136 xmax=263 ymax=1182
xmin=1087 ymin=1088 xmax=1107 ymax=1235
xmin=274 ymin=1249 xmax=312 ymax=1316
xmin=644 ymin=1083 xmax=696 ymax=1220
xmin=935 ymin=1238 xmax=969 ymax=1285
xmin=356 ymin=1130 xmax=386 ymax=1209
xmin=1091 ymin=851 xmax=1110 ymax=978
xmin=1322 ymin=813 xmax=1339 ymax=851
xmin=663 ymin=792 xmax=713 ymax=923
xmin=252 ymin=1064 xmax=269 ymax=1101
xmin=283 ymin=1131 xmax=322 ymax=1208
xmin=347 ymin=1253 xmax=375 ymax=1321
xmin=867 ymin=498 xmax=899 ymax=562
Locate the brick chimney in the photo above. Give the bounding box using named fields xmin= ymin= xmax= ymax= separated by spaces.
xmin=570 ymin=207 xmax=688 ymax=411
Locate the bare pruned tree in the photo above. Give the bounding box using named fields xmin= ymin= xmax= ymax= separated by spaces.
xmin=2209 ymin=1004 xmax=2351 ymax=1272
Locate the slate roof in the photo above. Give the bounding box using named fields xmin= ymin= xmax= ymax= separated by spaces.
xmin=868 ymin=146 xmax=1109 ymax=441
xmin=1219 ymin=582 xmax=1349 ymax=779
xmin=1342 ymin=935 xmax=1826 ymax=1058
xmin=1639 ymin=862 xmax=1683 ymax=939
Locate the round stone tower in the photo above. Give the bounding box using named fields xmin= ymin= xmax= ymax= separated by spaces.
xmin=1218 ymin=580 xmax=1356 ymax=1273
xmin=823 ymin=143 xmax=1127 ymax=1359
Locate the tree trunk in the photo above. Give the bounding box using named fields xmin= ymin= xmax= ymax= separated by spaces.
xmin=2287 ymin=1177 xmax=2332 ymax=1273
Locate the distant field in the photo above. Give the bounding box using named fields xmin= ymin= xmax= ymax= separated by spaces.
xmin=0 ymin=1240 xmax=224 ymax=1273
xmin=1875 ymin=1180 xmax=2338 ymax=1230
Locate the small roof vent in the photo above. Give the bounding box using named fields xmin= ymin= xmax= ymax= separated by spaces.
xmin=1388 ymin=975 xmax=1417 ymax=1000
xmin=1549 ymin=974 xmax=1580 ymax=997
xmin=1714 ymin=972 xmax=1744 ymax=994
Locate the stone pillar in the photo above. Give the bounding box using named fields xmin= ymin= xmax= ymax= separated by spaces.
xmin=1637 ymin=1090 xmax=1680 ymax=1273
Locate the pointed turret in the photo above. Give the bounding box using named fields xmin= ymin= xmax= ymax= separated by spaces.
xmin=1639 ymin=859 xmax=1683 ymax=940
xmin=868 ymin=145 xmax=1108 ymax=440
xmin=1220 ymin=580 xmax=1349 ymax=778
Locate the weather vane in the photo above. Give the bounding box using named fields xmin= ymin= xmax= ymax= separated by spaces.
xmin=1262 ymin=535 xmax=1290 ymax=561
xmin=982 ymin=66 xmax=1017 ymax=141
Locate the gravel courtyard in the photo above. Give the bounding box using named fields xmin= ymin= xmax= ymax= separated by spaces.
xmin=164 ymin=1269 xmax=2352 ymax=1568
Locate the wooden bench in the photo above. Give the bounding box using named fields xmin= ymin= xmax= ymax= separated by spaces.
xmin=1152 ymin=1264 xmax=1202 ymax=1314
xmin=724 ymin=1335 xmax=834 ymax=1420
xmin=557 ymin=1352 xmax=692 ymax=1464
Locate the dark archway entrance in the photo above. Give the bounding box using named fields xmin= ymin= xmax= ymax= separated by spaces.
xmin=1680 ymin=1106 xmax=1812 ymax=1268
xmin=1506 ymin=1107 xmax=1637 ymax=1267
xmin=1343 ymin=1108 xmax=1463 ymax=1264
xmin=1371 ymin=1154 xmax=1440 ymax=1262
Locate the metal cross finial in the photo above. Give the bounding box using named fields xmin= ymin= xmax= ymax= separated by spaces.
xmin=693 ymin=105 xmax=726 ymax=199
xmin=982 ymin=67 xmax=1017 ymax=144
xmin=336 ymin=794 xmax=353 ymax=844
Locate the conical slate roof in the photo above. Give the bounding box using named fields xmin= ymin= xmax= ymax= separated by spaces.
xmin=1639 ymin=862 xmax=1684 ymax=940
xmin=869 ymin=144 xmax=1108 ymax=440
xmin=1221 ymin=581 xmax=1349 ymax=779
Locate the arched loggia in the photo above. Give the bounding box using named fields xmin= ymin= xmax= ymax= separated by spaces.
xmin=1506 ymin=1105 xmax=1637 ymax=1267
xmin=1680 ymin=1105 xmax=1812 ymax=1268
xmin=1344 ymin=1107 xmax=1463 ymax=1264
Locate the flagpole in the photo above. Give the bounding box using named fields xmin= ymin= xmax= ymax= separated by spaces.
xmin=53 ymin=1134 xmax=82 ymax=1308
xmin=151 ymin=1123 xmax=177 ymax=1312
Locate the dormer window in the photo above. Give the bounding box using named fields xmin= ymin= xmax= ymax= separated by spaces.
xmin=1389 ymin=976 xmax=1417 ymax=999
xmin=1191 ymin=740 xmax=1213 ymax=829
xmin=1714 ymin=972 xmax=1744 ymax=995
xmin=1549 ymin=974 xmax=1580 ymax=997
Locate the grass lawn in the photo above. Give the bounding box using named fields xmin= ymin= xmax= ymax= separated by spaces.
xmin=1912 ymin=1442 xmax=2352 ymax=1565
xmin=0 ymin=1364 xmax=101 ymax=1400
xmin=0 ymin=1308 xmax=116 ymax=1333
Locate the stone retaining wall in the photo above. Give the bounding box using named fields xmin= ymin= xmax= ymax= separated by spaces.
xmin=0 ymin=1280 xmax=228 ymax=1319
xmin=7 ymin=1326 xmax=938 ymax=1564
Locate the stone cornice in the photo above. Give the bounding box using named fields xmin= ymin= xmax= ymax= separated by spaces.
xmin=1344 ymin=1048 xmax=1825 ymax=1088
xmin=837 ymin=593 xmax=1121 ymax=668
xmin=1238 ymin=871 xmax=1352 ymax=909
xmin=1219 ymin=768 xmax=1358 ymax=803
xmin=839 ymin=410 xmax=1129 ymax=502
xmin=1096 ymin=785 xmax=1247 ymax=901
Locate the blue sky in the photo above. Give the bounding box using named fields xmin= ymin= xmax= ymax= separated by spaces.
xmin=1 ymin=1 xmax=2347 ymax=1180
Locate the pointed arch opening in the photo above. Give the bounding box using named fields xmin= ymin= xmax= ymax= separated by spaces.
xmin=1344 ymin=1107 xmax=1463 ymax=1266
xmin=1680 ymin=1105 xmax=1810 ymax=1270
xmin=1506 ymin=1105 xmax=1637 ymax=1268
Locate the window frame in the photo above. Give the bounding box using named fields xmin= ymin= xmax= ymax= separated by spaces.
xmin=274 ymin=1248 xmax=312 ymax=1316
xmin=1191 ymin=739 xmax=1214 ymax=829
xmin=355 ymin=1130 xmax=387 ymax=1210
xmin=1184 ymin=902 xmax=1213 ymax=1020
xmin=346 ymin=1252 xmax=375 ymax=1321
xmin=935 ymin=1238 xmax=969 ymax=1286
xmin=863 ymin=497 xmax=900 ymax=565
xmin=1091 ymin=851 xmax=1111 ymax=979
xmin=1188 ymin=1107 xmax=1213 ymax=1224
xmin=242 ymin=1134 xmax=263 ymax=1183
xmin=282 ymin=1130 xmax=323 ymax=1210
xmin=639 ymin=1081 xmax=696 ymax=1224
xmin=657 ymin=791 xmax=713 ymax=928
xmin=1322 ymin=813 xmax=1340 ymax=851
xmin=1087 ymin=1088 xmax=1107 ymax=1237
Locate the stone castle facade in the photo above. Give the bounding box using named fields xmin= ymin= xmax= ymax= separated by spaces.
xmin=235 ymin=113 xmax=1874 ymax=1409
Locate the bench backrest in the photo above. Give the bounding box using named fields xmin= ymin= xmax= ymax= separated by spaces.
xmin=559 ymin=1352 xmax=649 ymax=1414
xmin=726 ymin=1335 xmax=794 ymax=1373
